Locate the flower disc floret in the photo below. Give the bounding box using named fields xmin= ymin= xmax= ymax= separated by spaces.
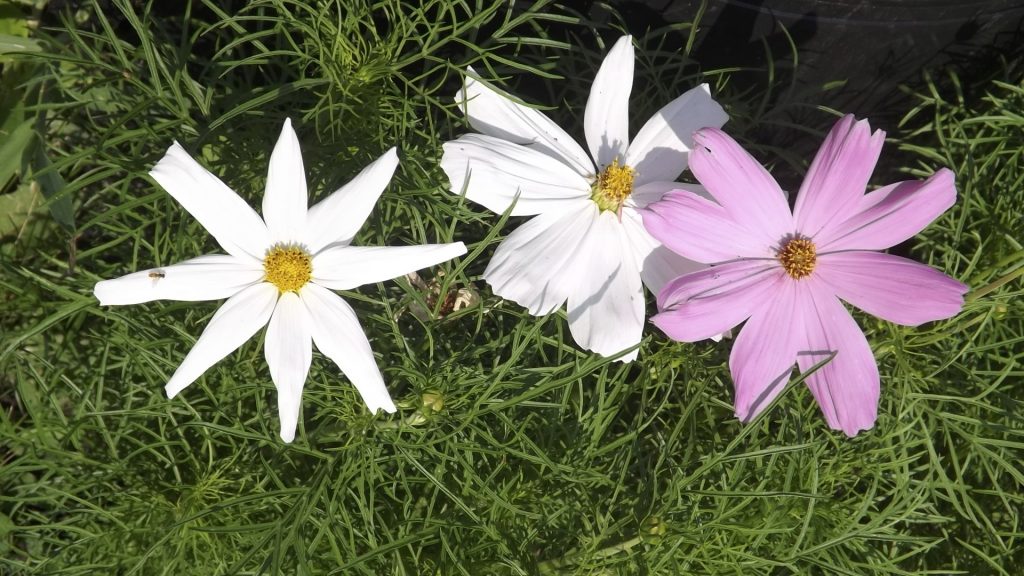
xmin=264 ymin=244 xmax=312 ymax=292
xmin=777 ymin=237 xmax=816 ymax=279
xmin=592 ymin=158 xmax=635 ymax=212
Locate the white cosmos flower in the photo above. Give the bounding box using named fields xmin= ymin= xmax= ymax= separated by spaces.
xmin=441 ymin=35 xmax=728 ymax=362
xmin=94 ymin=119 xmax=467 ymax=442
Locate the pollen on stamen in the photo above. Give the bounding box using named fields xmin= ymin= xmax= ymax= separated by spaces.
xmin=263 ymin=244 xmax=312 ymax=293
xmin=777 ymin=237 xmax=817 ymax=279
xmin=591 ymin=158 xmax=635 ymax=213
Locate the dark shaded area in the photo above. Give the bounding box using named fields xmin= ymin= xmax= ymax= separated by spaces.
xmin=604 ymin=0 xmax=1024 ymax=160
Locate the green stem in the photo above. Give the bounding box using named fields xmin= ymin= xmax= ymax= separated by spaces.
xmin=536 ymin=536 xmax=643 ymax=574
xmin=967 ymin=264 xmax=1024 ymax=303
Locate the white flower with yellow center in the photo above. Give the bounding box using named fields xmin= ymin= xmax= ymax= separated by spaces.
xmin=441 ymin=35 xmax=728 ymax=361
xmin=94 ymin=119 xmax=467 ymax=442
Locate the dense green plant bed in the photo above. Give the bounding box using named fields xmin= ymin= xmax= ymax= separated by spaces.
xmin=1 ymin=1 xmax=1021 ymax=574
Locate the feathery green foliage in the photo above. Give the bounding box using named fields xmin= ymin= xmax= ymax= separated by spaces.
xmin=1 ymin=1 xmax=1022 ymax=574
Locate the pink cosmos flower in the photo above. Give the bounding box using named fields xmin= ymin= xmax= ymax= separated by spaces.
xmin=642 ymin=115 xmax=968 ymax=436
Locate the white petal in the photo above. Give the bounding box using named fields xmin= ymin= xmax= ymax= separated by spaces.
xmin=164 ymin=282 xmax=278 ymax=398
xmin=584 ymin=35 xmax=634 ymax=168
xmin=94 ymin=254 xmax=264 ymax=306
xmin=304 ymin=148 xmax=398 ymax=253
xmin=618 ymin=206 xmax=706 ymax=295
xmin=262 ymin=118 xmax=308 ymax=244
xmin=150 ymin=142 xmax=270 ymax=263
xmin=567 ymin=210 xmax=646 ymax=362
xmin=484 ymin=202 xmax=596 ymax=316
xmin=457 ymin=67 xmax=594 ymax=177
xmin=265 ymin=291 xmax=313 ymax=443
xmin=312 ymin=242 xmax=467 ymax=290
xmin=441 ymin=134 xmax=591 ymax=217
xmin=301 ymin=283 xmax=395 ymax=413
xmin=624 ymin=84 xmax=728 ymax=186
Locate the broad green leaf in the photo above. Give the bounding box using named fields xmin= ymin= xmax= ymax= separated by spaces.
xmin=0 ymin=117 xmax=32 ymax=189
xmin=28 ymin=138 xmax=75 ymax=233
xmin=0 ymin=180 xmax=38 ymax=237
xmin=0 ymin=0 xmax=28 ymax=38
xmin=0 ymin=32 xmax=36 ymax=54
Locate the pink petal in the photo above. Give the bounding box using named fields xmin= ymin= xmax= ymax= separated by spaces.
xmin=689 ymin=128 xmax=793 ymax=245
xmin=815 ymin=251 xmax=967 ymax=326
xmin=618 ymin=206 xmax=705 ymax=295
xmin=815 ymin=169 xmax=957 ymax=251
xmin=797 ymin=280 xmax=879 ymax=436
xmin=627 ymin=181 xmax=697 ymax=209
xmin=643 ymin=188 xmax=776 ymax=263
xmin=728 ymin=279 xmax=802 ymax=422
xmin=793 ymin=115 xmax=885 ymax=240
xmin=652 ymin=260 xmax=783 ymax=342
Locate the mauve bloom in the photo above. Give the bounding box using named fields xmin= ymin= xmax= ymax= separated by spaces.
xmin=643 ymin=115 xmax=968 ymax=435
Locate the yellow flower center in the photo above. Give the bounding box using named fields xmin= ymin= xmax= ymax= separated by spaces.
xmin=263 ymin=244 xmax=312 ymax=293
xmin=777 ymin=237 xmax=817 ymax=279
xmin=592 ymin=158 xmax=635 ymax=212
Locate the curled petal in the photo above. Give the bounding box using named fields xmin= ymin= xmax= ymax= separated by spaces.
xmin=312 ymin=242 xmax=467 ymax=290
xmin=585 ymin=35 xmax=634 ymax=168
xmin=301 ymin=284 xmax=395 ymax=414
xmin=484 ymin=202 xmax=596 ymax=315
xmin=798 ymin=280 xmax=880 ymax=437
xmin=815 ymin=251 xmax=967 ymax=326
xmin=94 ymin=254 xmax=264 ymax=306
xmin=816 ymin=169 xmax=957 ymax=251
xmin=456 ymin=68 xmax=593 ymax=177
xmin=264 ymin=291 xmax=313 ymax=443
xmin=164 ymin=282 xmax=279 ymax=398
xmin=305 ymin=147 xmax=399 ymax=252
xmin=625 ymin=84 xmax=729 ymax=186
xmin=441 ymin=134 xmax=591 ymax=216
xmin=689 ymin=128 xmax=793 ymax=245
xmin=653 ymin=260 xmax=782 ymax=343
xmin=794 ymin=115 xmax=885 ymax=239
xmin=149 ymin=142 xmax=270 ymax=262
